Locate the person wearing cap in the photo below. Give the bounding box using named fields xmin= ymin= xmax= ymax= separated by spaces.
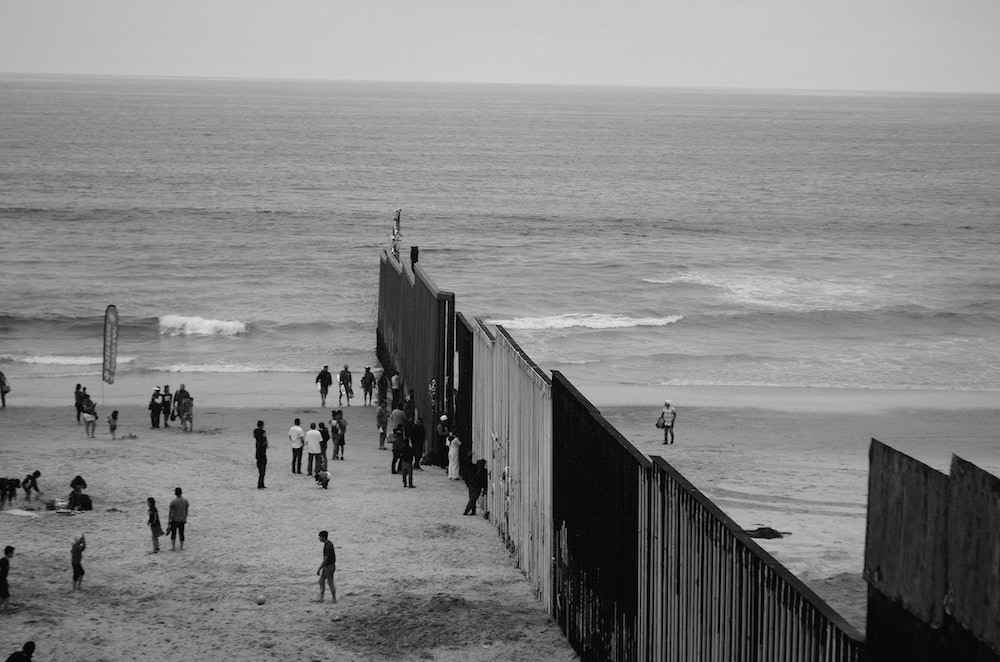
xmin=148 ymin=387 xmax=163 ymax=428
xmin=660 ymin=401 xmax=677 ymax=444
xmin=360 ymin=366 xmax=376 ymax=406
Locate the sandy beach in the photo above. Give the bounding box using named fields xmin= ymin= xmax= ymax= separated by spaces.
xmin=0 ymin=403 xmax=576 ymax=662
xmin=1 ymin=383 xmax=998 ymax=658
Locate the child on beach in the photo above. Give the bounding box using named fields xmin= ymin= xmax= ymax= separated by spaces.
xmin=147 ymin=498 xmax=163 ymax=553
xmin=108 ymin=410 xmax=119 ymax=440
xmin=71 ymin=534 xmax=86 ymax=590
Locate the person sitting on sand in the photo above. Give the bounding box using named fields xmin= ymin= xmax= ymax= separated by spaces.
xmin=4 ymin=640 xmax=34 ymax=662
xmin=314 ymin=469 xmax=332 ymax=489
xmin=67 ymin=476 xmax=92 ymax=511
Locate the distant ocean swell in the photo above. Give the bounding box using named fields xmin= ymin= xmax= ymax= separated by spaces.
xmin=487 ymin=314 xmax=684 ymax=330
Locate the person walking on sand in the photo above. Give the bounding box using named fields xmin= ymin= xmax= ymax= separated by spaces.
xmin=289 ymin=418 xmax=305 ymax=474
xmin=168 ymin=487 xmax=189 ymax=551
xmin=316 ymin=530 xmax=337 ymax=603
xmin=148 ymin=386 xmax=162 ymax=428
xmin=74 ymin=383 xmax=84 ymax=423
xmin=315 ymin=365 xmax=333 ymax=407
xmin=305 ymin=423 xmax=323 ymax=475
xmin=446 ymin=431 xmax=462 ymax=480
xmin=375 ymin=401 xmax=388 ymax=450
xmin=360 ymin=366 xmax=375 ymax=406
xmin=71 ymin=534 xmax=86 ymax=590
xmin=147 ymin=497 xmax=164 ymax=553
xmin=0 ymin=546 xmax=13 ymax=611
xmin=659 ymin=401 xmax=677 ymax=444
xmin=254 ymin=420 xmax=268 ymax=489
xmin=338 ymin=365 xmax=353 ymax=406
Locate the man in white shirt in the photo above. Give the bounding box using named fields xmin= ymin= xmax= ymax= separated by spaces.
xmin=289 ymin=418 xmax=305 ymax=474
xmin=305 ymin=422 xmax=324 ymax=475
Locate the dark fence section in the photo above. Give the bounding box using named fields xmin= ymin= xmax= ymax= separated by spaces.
xmin=455 ymin=312 xmax=475 ymax=472
xmin=376 ymin=250 xmax=454 ymax=460
xmin=865 ymin=440 xmax=1000 ymax=661
xmin=552 ymin=371 xmax=865 ymax=662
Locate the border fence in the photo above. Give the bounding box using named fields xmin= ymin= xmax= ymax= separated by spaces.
xmin=376 ymin=248 xmax=999 ymax=662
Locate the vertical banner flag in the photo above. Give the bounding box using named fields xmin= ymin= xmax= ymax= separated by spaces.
xmin=102 ymin=305 xmax=119 ymax=384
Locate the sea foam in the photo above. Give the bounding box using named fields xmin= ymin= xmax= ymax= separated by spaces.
xmin=159 ymin=315 xmax=248 ymax=337
xmin=489 ymin=314 xmax=683 ymax=330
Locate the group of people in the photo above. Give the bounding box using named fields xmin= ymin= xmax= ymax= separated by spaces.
xmin=252 ymin=412 xmax=351 ymax=490
xmin=316 ymin=364 xmax=380 ymax=408
xmin=73 ymin=384 xmax=99 ymax=438
xmin=148 ymin=384 xmax=193 ymax=431
xmin=0 ymin=471 xmax=42 ymax=509
xmin=145 ymin=487 xmax=190 ymax=553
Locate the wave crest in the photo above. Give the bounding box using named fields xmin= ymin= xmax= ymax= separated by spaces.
xmin=489 ymin=313 xmax=683 ymax=330
xmin=159 ymin=315 xmax=248 ymax=337
xmin=1 ymin=354 xmax=136 ymax=366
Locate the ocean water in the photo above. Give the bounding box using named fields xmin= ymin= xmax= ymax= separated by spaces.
xmin=2 ymin=75 xmax=999 ymax=404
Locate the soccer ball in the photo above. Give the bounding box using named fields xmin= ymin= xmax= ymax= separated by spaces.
xmin=256 ymin=594 xmax=266 ymax=605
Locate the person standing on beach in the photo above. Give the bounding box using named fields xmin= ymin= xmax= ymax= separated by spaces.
xmin=174 ymin=383 xmax=190 ymax=410
xmin=338 ymin=365 xmax=353 ymax=406
xmin=446 ymin=432 xmax=462 ymax=480
xmin=318 ymin=422 xmax=330 ymax=468
xmin=390 ymin=371 xmax=402 ymax=409
xmin=0 ymin=371 xmax=9 ymax=408
xmin=660 ymin=401 xmax=677 ymax=444
xmin=398 ymin=438 xmax=415 ymax=488
xmin=305 ymin=423 xmax=323 ymax=475
xmin=376 ymin=371 xmax=389 ymax=407
xmin=289 ymin=418 xmax=305 ymax=474
xmin=334 ymin=411 xmax=347 ymax=461
xmin=254 ymin=420 xmax=268 ymax=489
xmin=160 ymin=385 xmax=173 ymax=428
xmin=316 ymin=530 xmax=337 ymax=603
xmin=410 ymin=416 xmax=426 ymax=471
xmin=71 ymin=534 xmax=86 ymax=590
xmin=0 ymin=546 xmax=13 ymax=611
xmin=74 ymin=384 xmax=84 ymax=423
xmin=315 ymin=365 xmax=333 ymax=407
xmin=375 ymin=401 xmax=388 ymax=450
xmin=168 ymin=487 xmax=189 ymax=551
xmin=107 ymin=410 xmax=119 ymax=440
xmin=81 ymin=395 xmax=98 ymax=438
xmin=148 ymin=386 xmax=162 ymax=428
xmin=360 ymin=367 xmax=375 ymax=406
xmin=390 ymin=425 xmax=407 ymax=474
xmin=463 ymin=459 xmax=488 ymax=515
xmin=147 ymin=497 xmax=164 ymax=552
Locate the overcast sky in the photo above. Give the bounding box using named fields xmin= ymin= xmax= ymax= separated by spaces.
xmin=2 ymin=0 xmax=998 ymax=93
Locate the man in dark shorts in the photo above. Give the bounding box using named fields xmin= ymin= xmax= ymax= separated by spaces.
xmin=168 ymin=487 xmax=189 ymax=551
xmin=315 ymin=365 xmax=333 ymax=407
xmin=316 ymin=530 xmax=337 ymax=603
xmin=338 ymin=365 xmax=353 ymax=406
xmin=254 ymin=420 xmax=268 ymax=489
xmin=360 ymin=366 xmax=375 ymax=406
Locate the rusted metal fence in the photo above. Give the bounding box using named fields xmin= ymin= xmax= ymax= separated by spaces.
xmin=376 ymin=250 xmax=454 ymax=458
xmin=865 ymin=440 xmax=1000 ymax=661
xmin=552 ymin=372 xmax=865 ymax=662
xmin=469 ymin=318 xmax=553 ymax=608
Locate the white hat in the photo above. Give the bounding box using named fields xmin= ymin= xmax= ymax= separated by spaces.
xmin=155 ymin=386 xmax=161 ymax=391
xmin=440 ymin=415 xmax=448 ymax=421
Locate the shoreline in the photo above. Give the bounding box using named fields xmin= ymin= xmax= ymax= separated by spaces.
xmin=3 ymin=371 xmax=998 ymax=413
